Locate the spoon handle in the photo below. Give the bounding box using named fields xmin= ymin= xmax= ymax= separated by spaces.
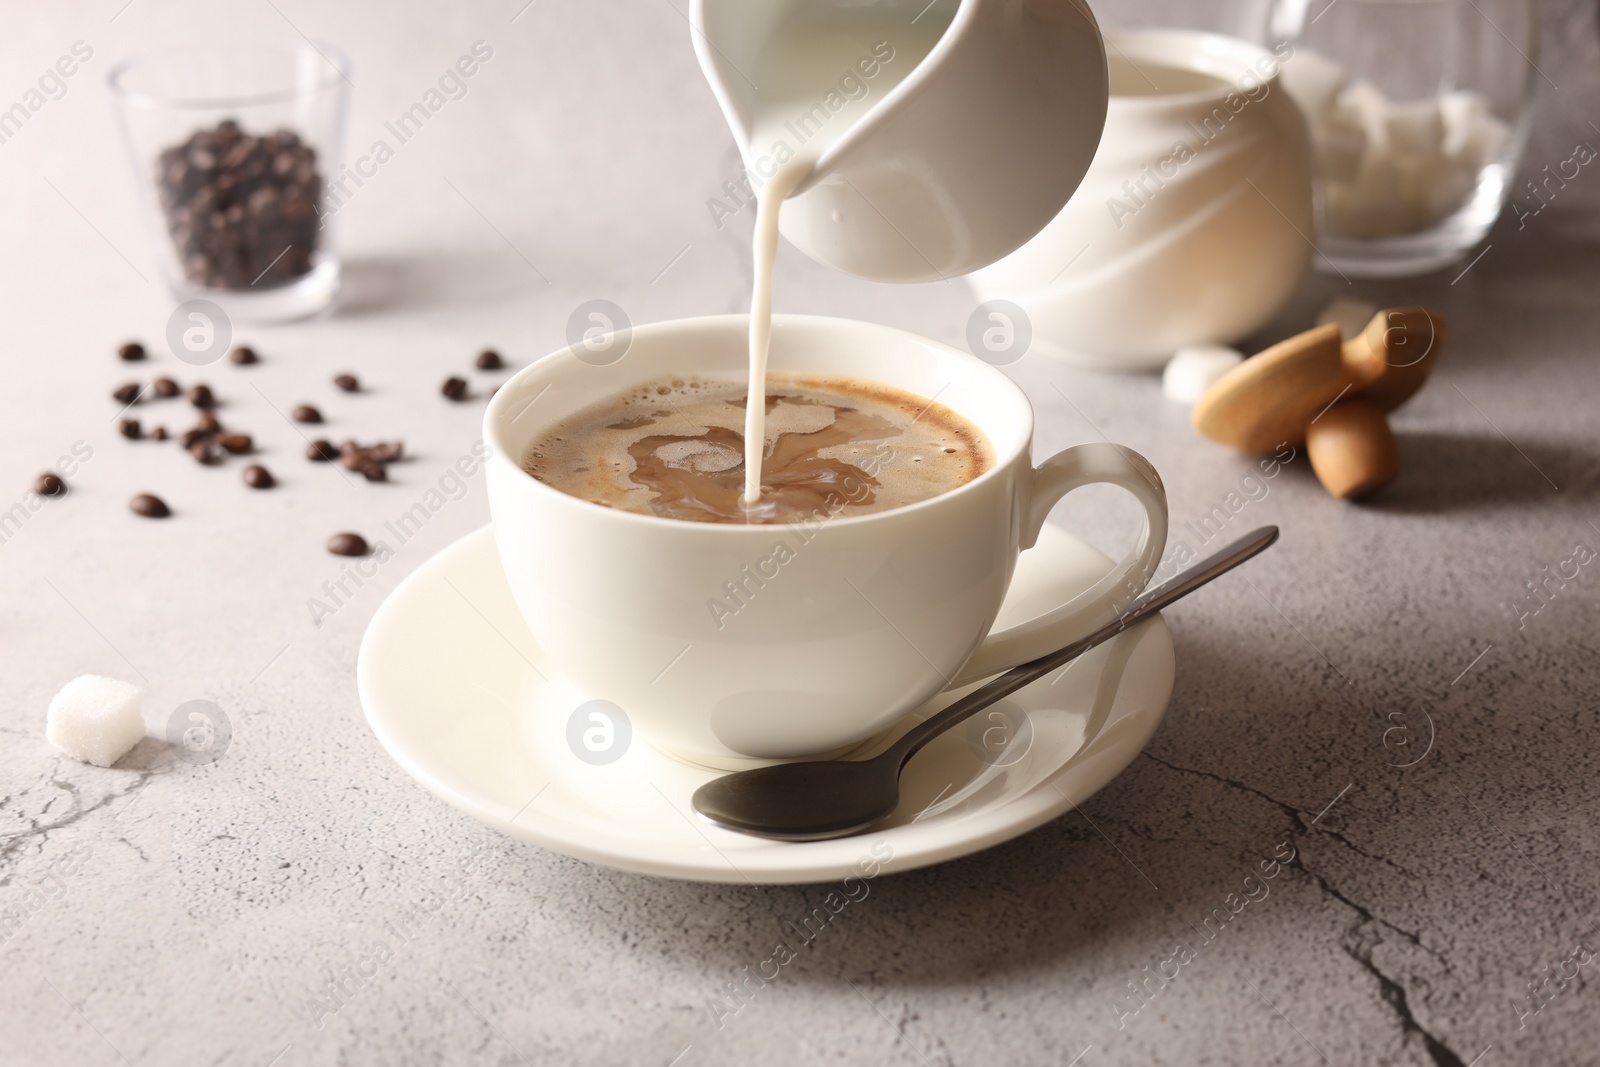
xmin=883 ymin=525 xmax=1280 ymax=768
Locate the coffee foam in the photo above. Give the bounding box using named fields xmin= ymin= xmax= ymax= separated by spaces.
xmin=524 ymin=374 xmax=992 ymax=524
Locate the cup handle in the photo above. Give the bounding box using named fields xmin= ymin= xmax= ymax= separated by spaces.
xmin=948 ymin=442 xmax=1168 ymax=688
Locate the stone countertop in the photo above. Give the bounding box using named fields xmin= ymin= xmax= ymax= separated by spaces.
xmin=2 ymin=1 xmax=1599 ymax=1065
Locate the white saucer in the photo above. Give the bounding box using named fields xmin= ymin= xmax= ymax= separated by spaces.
xmin=358 ymin=525 xmax=1174 ymax=884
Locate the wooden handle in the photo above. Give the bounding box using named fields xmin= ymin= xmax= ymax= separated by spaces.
xmin=1194 ymin=307 xmax=1447 ymax=461
xmin=1305 ymin=397 xmax=1399 ymax=499
xmin=1192 ymin=323 xmax=1348 ymax=455
xmin=1341 ymin=307 xmax=1447 ymax=412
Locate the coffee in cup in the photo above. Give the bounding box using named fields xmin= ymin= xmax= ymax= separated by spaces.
xmin=522 ymin=374 xmax=992 ymax=525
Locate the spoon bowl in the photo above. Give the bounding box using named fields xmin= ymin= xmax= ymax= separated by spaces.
xmin=690 ymin=758 xmax=901 ymax=841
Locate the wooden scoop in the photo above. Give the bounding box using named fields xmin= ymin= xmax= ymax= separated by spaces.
xmin=1191 ymin=308 xmax=1447 ymax=497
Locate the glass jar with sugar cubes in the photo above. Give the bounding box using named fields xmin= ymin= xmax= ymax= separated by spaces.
xmin=1269 ymin=0 xmax=1537 ymax=277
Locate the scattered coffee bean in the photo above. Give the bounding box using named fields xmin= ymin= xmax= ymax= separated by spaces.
xmin=328 ymin=438 xmax=404 ymax=477
xmin=242 ymin=464 xmax=274 ymax=489
xmin=188 ymin=383 xmax=216 ymax=409
xmin=475 ymin=349 xmax=504 ymax=371
xmin=229 ymin=345 xmax=259 ymax=365
xmin=151 ymin=426 xmax=169 ymax=441
xmin=130 ymin=493 xmax=170 ymax=518
xmin=34 ymin=472 xmax=65 ymax=497
xmin=112 ymin=382 xmax=142 ymax=404
xmin=157 ymin=120 xmax=323 ymax=291
xmin=117 ymin=342 xmax=146 ymax=362
xmin=292 ymin=404 xmax=322 ymax=423
xmin=218 ymin=433 xmax=253 ymax=454
xmin=195 ymin=411 xmax=222 ymax=434
xmin=152 ymin=376 xmax=180 ymax=398
xmin=333 ymin=373 xmax=360 ymax=393
xmin=369 ymin=440 xmax=404 ymax=464
xmin=178 ymin=428 xmax=205 ymax=449
xmin=327 ymin=531 xmax=369 ymax=557
xmin=306 ymin=439 xmax=338 ymax=462
xmin=191 ymin=441 xmax=224 ymax=466
xmin=441 ymin=376 xmax=468 ymax=401
xmin=119 ymin=418 xmax=142 ymax=440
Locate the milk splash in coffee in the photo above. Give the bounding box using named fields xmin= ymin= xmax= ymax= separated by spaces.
xmin=740 ymin=3 xmax=953 ymax=503
xmin=524 ymin=375 xmax=990 ymax=526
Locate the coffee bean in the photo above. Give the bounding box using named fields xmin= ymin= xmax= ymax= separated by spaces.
xmin=369 ymin=440 xmax=404 ymax=463
xmin=475 ymin=349 xmax=504 ymax=371
xmin=195 ymin=411 xmax=222 ymax=434
xmin=229 ymin=345 xmax=259 ymax=365
xmin=327 ymin=531 xmax=369 ymax=557
xmin=130 ymin=493 xmax=170 ymax=518
xmin=333 ymin=373 xmax=359 ymax=392
xmin=306 ymin=439 xmax=338 ymax=462
xmin=117 ymin=341 xmax=146 ymax=362
xmin=34 ymin=472 xmax=65 ymax=497
xmin=340 ymin=448 xmax=371 ymax=472
xmin=152 ymin=376 xmax=180 ymax=398
xmin=292 ymin=404 xmax=322 ymax=423
xmin=178 ymin=428 xmax=205 ymax=449
xmin=242 ymin=464 xmax=274 ymax=489
xmin=359 ymin=460 xmax=387 ymax=482
xmin=191 ymin=441 xmax=224 ymax=465
xmin=119 ymin=418 xmax=142 ymax=440
xmin=112 ymin=382 xmax=142 ymax=404
xmin=188 ymin=383 xmax=216 ymax=409
xmin=151 ymin=426 xmax=169 ymax=441
xmin=158 ymin=120 xmax=323 ymax=292
xmin=441 ymin=376 xmax=468 ymax=401
xmin=218 ymin=433 xmax=253 ymax=454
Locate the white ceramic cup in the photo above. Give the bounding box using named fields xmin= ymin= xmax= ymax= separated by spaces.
xmin=485 ymin=315 xmax=1167 ymax=767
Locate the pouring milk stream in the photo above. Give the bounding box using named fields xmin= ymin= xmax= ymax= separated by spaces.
xmin=741 ymin=7 xmax=950 ymax=503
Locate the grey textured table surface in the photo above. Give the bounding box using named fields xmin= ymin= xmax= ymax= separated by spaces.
xmin=3 ymin=1 xmax=1599 ymax=1065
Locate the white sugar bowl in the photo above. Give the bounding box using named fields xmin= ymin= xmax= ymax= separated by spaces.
xmin=968 ymin=28 xmax=1314 ymax=371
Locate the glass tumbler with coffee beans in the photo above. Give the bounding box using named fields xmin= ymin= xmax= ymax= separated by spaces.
xmin=110 ymin=42 xmax=350 ymax=321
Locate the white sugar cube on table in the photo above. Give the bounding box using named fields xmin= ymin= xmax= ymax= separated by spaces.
xmin=1317 ymin=298 xmax=1378 ymax=340
xmin=46 ymin=675 xmax=146 ymax=768
xmin=1163 ymin=346 xmax=1244 ymax=406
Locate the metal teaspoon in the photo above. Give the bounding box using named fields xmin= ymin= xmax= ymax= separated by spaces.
xmin=691 ymin=525 xmax=1280 ymax=841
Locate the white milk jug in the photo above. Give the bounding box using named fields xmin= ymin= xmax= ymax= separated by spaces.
xmin=692 ymin=0 xmax=1110 ymax=283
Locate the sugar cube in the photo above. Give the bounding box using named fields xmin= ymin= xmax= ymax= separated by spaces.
xmin=1333 ymin=149 xmax=1412 ymax=237
xmin=46 ymin=675 xmax=146 ymax=768
xmin=1163 ymin=345 xmax=1244 ymax=406
xmin=1314 ymin=117 xmax=1367 ymax=184
xmin=1401 ymin=152 xmax=1476 ymax=222
xmin=1384 ymin=97 xmax=1446 ymax=157
xmin=1334 ymin=80 xmax=1392 ymax=149
xmin=1316 ymin=298 xmax=1378 ymax=340
xmin=1441 ymin=95 xmax=1510 ymax=168
xmin=1280 ymin=48 xmax=1348 ymax=120
xmin=1439 ymin=90 xmax=1489 ymax=158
